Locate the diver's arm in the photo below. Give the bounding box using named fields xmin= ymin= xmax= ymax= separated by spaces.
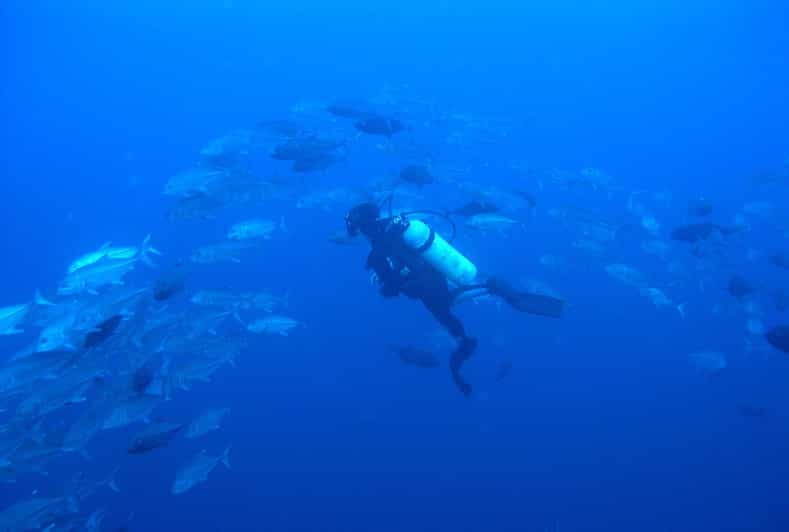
xmin=366 ymin=249 xmax=404 ymax=297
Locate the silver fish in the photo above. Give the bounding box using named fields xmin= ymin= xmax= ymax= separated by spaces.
xmin=67 ymin=234 xmax=160 ymax=274
xmin=190 ymin=241 xmax=256 ymax=264
xmin=0 ymin=494 xmax=79 ymax=532
xmin=227 ymin=218 xmax=285 ymax=241
xmin=58 ymin=257 xmax=139 ymax=296
xmin=0 ymin=304 xmax=30 ymax=336
xmin=190 ymin=290 xmax=244 ymax=308
xmin=688 ymin=351 xmax=727 ymax=375
xmin=186 ymin=407 xmax=230 ymax=439
xmin=247 ymin=315 xmax=303 ymax=336
xmin=15 ymin=365 xmax=104 ymax=419
xmin=465 ymin=213 xmax=523 ymax=233
xmin=164 ymin=167 xmax=227 ymax=197
xmin=171 ymin=446 xmax=231 ymax=494
xmin=102 ymin=394 xmax=162 ymax=430
xmin=0 ymin=350 xmax=73 ymax=397
xmin=246 ymin=291 xmax=289 ymax=313
xmin=128 ymin=421 xmax=185 ymax=454
xmin=37 ymin=312 xmax=78 ymax=352
xmin=200 ymin=130 xmax=253 ymax=169
xmin=641 ymin=239 xmax=670 ymax=259
xmin=605 ymin=263 xmax=645 ymax=288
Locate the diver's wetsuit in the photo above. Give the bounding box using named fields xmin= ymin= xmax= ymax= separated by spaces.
xmin=365 ymin=219 xmax=476 ymax=396
xmin=367 ymin=240 xmax=465 ymax=337
xmin=347 ymin=201 xmax=565 ymax=397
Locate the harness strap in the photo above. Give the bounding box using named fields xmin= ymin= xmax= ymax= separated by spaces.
xmin=416 ymin=227 xmax=435 ymax=253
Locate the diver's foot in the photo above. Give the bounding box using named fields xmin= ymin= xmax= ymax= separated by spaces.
xmin=454 ymin=377 xmax=472 ymax=398
xmin=450 ymin=337 xmax=477 ymax=398
xmin=450 ymin=365 xmax=473 ymax=397
xmin=450 ymin=337 xmax=477 ymax=370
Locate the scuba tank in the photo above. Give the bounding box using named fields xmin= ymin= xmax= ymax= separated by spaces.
xmin=398 ymin=217 xmax=478 ymax=286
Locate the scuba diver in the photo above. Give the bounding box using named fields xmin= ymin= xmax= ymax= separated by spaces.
xmin=345 ymin=201 xmax=564 ymax=397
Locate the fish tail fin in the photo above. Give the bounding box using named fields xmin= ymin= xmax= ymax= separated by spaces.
xmin=279 ymin=215 xmax=288 ymax=233
xmin=31 ymin=421 xmax=45 ymax=445
xmin=140 ymin=234 xmax=162 ymax=267
xmin=156 ymin=333 xmax=173 ymax=354
xmin=677 ymin=302 xmax=688 ymax=318
xmin=100 ymin=467 xmax=121 ymax=493
xmin=148 ymin=358 xmax=172 ymax=397
xmin=34 ymin=290 xmax=55 ymax=306
xmin=221 ymin=446 xmax=232 ymax=469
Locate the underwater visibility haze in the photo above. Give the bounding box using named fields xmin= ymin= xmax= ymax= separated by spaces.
xmin=1 ymin=1 xmax=789 ymax=530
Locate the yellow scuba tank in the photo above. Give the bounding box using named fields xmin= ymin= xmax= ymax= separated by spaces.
xmin=400 ymin=218 xmax=478 ymax=286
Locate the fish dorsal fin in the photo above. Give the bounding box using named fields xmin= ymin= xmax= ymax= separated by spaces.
xmin=34 ymin=290 xmax=55 ymax=306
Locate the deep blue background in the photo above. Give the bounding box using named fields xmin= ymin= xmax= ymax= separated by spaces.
xmin=2 ymin=1 xmax=789 ymax=531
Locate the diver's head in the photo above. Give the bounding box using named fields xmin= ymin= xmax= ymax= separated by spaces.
xmin=346 ymin=202 xmax=381 ymax=238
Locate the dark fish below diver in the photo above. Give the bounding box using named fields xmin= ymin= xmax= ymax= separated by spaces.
xmin=165 ymin=193 xmax=225 ymax=222
xmin=256 ymin=119 xmax=306 ymax=139
xmin=517 ymin=191 xmax=537 ymax=209
xmin=671 ymin=223 xmax=739 ymax=243
xmin=737 ymin=404 xmax=767 ymax=419
xmin=495 ymin=360 xmax=513 ymax=382
xmin=153 ymin=280 xmax=181 ymax=302
xmin=727 ymin=275 xmax=754 ymax=301
xmin=132 ymin=363 xmax=155 ymax=394
xmin=153 ymin=261 xmax=190 ymax=301
xmin=393 ymin=346 xmax=440 ymax=368
xmin=773 ymin=290 xmax=788 ymax=312
xmin=326 ymin=101 xmax=373 ymax=120
xmin=769 ymin=253 xmax=789 ymax=270
xmin=270 ymin=136 xmax=344 ymax=161
xmin=292 ymin=152 xmax=340 ymax=173
xmin=748 ymin=164 xmax=789 ymax=186
xmin=355 ymin=115 xmax=405 ymax=137
xmin=765 ymin=326 xmax=789 ymax=354
xmin=688 ymin=198 xmax=713 ymax=217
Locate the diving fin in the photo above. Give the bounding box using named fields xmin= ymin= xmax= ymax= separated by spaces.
xmin=487 ymin=277 xmax=565 ymax=318
xmin=507 ymin=292 xmax=565 ymax=318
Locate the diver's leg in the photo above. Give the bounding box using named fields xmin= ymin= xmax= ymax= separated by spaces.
xmin=422 ymin=295 xmax=476 ymax=397
xmin=449 ymin=337 xmax=476 ymax=397
xmin=424 ymin=297 xmax=467 ymax=339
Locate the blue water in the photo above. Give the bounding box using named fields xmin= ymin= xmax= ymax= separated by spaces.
xmin=2 ymin=1 xmax=789 ymax=531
